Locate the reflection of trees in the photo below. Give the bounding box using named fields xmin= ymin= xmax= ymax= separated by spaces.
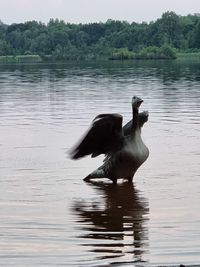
xmin=72 ymin=182 xmax=149 ymax=263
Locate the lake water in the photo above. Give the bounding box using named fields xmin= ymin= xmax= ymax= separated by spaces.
xmin=0 ymin=60 xmax=200 ymax=267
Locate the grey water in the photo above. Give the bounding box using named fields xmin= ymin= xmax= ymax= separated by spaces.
xmin=0 ymin=60 xmax=200 ymax=266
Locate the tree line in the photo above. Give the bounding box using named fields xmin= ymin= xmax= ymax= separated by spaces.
xmin=0 ymin=11 xmax=200 ymax=61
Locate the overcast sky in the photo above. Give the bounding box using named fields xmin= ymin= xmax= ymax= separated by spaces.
xmin=0 ymin=0 xmax=199 ymax=25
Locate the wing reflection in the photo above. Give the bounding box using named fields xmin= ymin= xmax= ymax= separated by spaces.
xmin=72 ymin=182 xmax=149 ymax=263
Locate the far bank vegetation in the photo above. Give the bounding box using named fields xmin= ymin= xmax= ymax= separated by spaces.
xmin=0 ymin=11 xmax=200 ymax=62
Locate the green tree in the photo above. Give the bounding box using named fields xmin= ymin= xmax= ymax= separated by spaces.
xmin=0 ymin=40 xmax=12 ymax=55
xmin=190 ymin=20 xmax=200 ymax=48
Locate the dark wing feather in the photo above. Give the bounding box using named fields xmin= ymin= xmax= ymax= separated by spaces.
xmin=69 ymin=113 xmax=123 ymax=159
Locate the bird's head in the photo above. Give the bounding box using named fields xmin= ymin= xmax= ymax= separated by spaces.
xmin=132 ymin=96 xmax=143 ymax=109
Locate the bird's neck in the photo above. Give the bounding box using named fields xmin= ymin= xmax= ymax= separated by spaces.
xmin=132 ymin=107 xmax=139 ymax=130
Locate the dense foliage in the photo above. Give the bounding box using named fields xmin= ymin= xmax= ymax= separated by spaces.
xmin=0 ymin=11 xmax=200 ymax=60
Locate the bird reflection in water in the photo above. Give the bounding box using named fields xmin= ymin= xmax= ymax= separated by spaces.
xmin=72 ymin=182 xmax=149 ymax=264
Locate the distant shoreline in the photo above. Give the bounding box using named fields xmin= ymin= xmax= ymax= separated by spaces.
xmin=0 ymin=55 xmax=42 ymax=64
xmin=0 ymin=52 xmax=199 ymax=64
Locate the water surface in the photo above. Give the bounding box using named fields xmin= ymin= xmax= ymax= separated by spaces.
xmin=0 ymin=60 xmax=200 ymax=266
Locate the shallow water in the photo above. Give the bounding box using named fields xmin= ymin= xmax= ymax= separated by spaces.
xmin=0 ymin=61 xmax=200 ymax=266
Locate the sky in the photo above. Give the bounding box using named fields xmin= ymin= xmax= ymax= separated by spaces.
xmin=0 ymin=0 xmax=199 ymax=25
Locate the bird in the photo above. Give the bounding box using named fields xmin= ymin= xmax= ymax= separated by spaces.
xmin=69 ymin=96 xmax=149 ymax=183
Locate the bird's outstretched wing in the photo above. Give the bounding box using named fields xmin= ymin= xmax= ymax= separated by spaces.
xmin=69 ymin=113 xmax=124 ymax=159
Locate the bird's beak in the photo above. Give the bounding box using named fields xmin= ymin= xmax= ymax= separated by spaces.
xmin=137 ymin=98 xmax=143 ymax=106
xmin=136 ymin=98 xmax=143 ymax=109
